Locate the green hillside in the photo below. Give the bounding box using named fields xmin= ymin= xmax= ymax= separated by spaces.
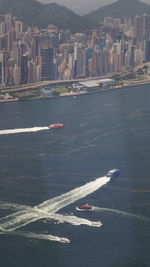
xmin=86 ymin=0 xmax=150 ymax=21
xmin=0 ymin=0 xmax=98 ymax=32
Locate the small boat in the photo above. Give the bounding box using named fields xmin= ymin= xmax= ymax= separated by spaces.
xmin=48 ymin=123 xmax=64 ymax=129
xmin=76 ymin=204 xmax=92 ymax=211
xmin=106 ymin=169 xmax=120 ymax=178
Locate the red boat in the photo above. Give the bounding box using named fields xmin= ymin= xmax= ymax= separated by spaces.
xmin=76 ymin=204 xmax=92 ymax=211
xmin=48 ymin=123 xmax=64 ymax=129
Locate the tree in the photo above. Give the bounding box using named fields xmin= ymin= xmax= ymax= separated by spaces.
xmin=52 ymin=90 xmax=60 ymax=96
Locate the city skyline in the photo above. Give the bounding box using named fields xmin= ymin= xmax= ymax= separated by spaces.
xmin=1 ymin=12 xmax=150 ymax=90
xmin=39 ymin=0 xmax=150 ymax=14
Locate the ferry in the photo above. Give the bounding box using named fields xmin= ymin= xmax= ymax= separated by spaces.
xmin=48 ymin=123 xmax=64 ymax=129
xmin=106 ymin=169 xmax=120 ymax=178
xmin=76 ymin=204 xmax=92 ymax=211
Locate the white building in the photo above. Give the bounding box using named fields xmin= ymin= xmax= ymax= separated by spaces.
xmin=73 ymin=78 xmax=115 ymax=90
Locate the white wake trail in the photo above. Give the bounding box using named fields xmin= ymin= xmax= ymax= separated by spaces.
xmin=93 ymin=207 xmax=150 ymax=222
xmin=0 ymin=127 xmax=49 ymax=135
xmin=0 ymin=202 xmax=30 ymax=211
xmin=0 ymin=202 xmax=102 ymax=228
xmin=45 ymin=213 xmax=102 ymax=227
xmin=0 ymin=230 xmax=70 ymax=244
xmin=38 ymin=176 xmax=110 ymax=213
xmin=0 ymin=176 xmax=109 ymax=231
xmin=17 ymin=232 xmax=70 ymax=243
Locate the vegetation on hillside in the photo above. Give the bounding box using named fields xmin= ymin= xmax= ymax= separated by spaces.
xmin=0 ymin=0 xmax=98 ymax=32
xmin=86 ymin=0 xmax=150 ymax=21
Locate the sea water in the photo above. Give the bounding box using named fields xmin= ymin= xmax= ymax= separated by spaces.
xmin=0 ymin=84 xmax=150 ymax=267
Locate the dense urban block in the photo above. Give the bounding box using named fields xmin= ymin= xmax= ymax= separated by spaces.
xmin=0 ymin=13 xmax=150 ymax=88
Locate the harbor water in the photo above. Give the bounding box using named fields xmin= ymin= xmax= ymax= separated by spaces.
xmin=0 ymin=84 xmax=150 ymax=266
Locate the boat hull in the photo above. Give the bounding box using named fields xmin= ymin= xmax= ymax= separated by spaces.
xmin=106 ymin=169 xmax=120 ymax=178
xmin=48 ymin=123 xmax=64 ymax=129
xmin=76 ymin=204 xmax=92 ymax=211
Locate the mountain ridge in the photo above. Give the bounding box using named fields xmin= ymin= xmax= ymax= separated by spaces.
xmin=0 ymin=0 xmax=150 ymax=32
xmin=86 ymin=0 xmax=150 ymax=21
xmin=0 ymin=0 xmax=98 ymax=32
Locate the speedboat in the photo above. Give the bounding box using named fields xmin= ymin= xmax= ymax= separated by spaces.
xmin=48 ymin=123 xmax=64 ymax=129
xmin=106 ymin=169 xmax=120 ymax=178
xmin=76 ymin=204 xmax=92 ymax=211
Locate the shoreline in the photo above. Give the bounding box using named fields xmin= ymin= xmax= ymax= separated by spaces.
xmin=0 ymin=78 xmax=150 ymax=103
xmin=0 ymin=97 xmax=19 ymax=103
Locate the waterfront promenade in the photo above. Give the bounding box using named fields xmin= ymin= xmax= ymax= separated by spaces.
xmin=1 ymin=74 xmax=150 ymax=103
xmin=0 ymin=74 xmax=113 ymax=93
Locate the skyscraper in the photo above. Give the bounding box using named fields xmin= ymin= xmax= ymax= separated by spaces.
xmin=0 ymin=51 xmax=7 ymax=86
xmin=41 ymin=47 xmax=53 ymax=81
xmin=21 ymin=54 xmax=28 ymax=84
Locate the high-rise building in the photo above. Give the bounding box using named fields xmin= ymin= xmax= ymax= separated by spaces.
xmin=15 ymin=20 xmax=23 ymax=40
xmin=31 ymin=35 xmax=41 ymax=60
xmin=13 ymin=63 xmax=20 ymax=85
xmin=41 ymin=47 xmax=53 ymax=81
xmin=130 ymin=45 xmax=136 ymax=66
xmin=133 ymin=16 xmax=144 ymax=42
xmin=21 ymin=54 xmax=28 ymax=84
xmin=0 ymin=51 xmax=7 ymax=86
xmin=145 ymin=40 xmax=150 ymax=62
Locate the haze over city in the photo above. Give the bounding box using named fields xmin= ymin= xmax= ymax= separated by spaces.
xmin=39 ymin=0 xmax=150 ymax=14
